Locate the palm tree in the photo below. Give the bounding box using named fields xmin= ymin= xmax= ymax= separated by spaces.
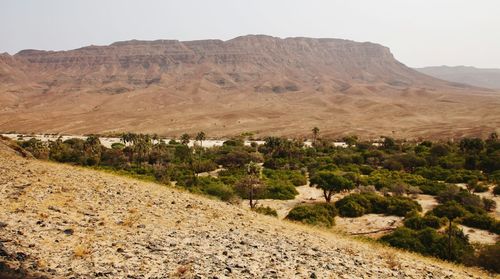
xmin=235 ymin=161 xmax=265 ymax=209
xmin=121 ymin=132 xmax=131 ymax=146
xmin=196 ymin=131 xmax=206 ymax=148
xmin=312 ymin=127 xmax=320 ymax=146
xmin=152 ymin=133 xmax=159 ymax=144
xmin=180 ymin=133 xmax=190 ymax=145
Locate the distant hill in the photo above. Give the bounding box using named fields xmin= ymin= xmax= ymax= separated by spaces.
xmin=0 ymin=35 xmax=499 ymax=139
xmin=416 ymin=66 xmax=500 ymax=89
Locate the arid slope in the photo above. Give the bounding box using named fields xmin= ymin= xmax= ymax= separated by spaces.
xmin=0 ymin=141 xmax=492 ymax=278
xmin=1 ymin=35 xmax=500 ymax=139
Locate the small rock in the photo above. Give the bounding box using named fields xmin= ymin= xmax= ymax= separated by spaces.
xmin=15 ymin=252 xmax=27 ymax=261
xmin=48 ymin=205 xmax=61 ymax=212
xmin=137 ymin=224 xmax=146 ymax=229
xmin=63 ymin=229 xmax=74 ymax=235
xmin=0 ymin=222 xmax=7 ymax=228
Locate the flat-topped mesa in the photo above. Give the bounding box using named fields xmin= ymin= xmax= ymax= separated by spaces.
xmin=9 ymin=35 xmax=439 ymax=91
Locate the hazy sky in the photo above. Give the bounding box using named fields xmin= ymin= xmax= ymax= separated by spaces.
xmin=1 ymin=0 xmax=499 ymax=68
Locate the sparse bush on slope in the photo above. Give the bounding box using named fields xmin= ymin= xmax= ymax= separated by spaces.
xmin=286 ymin=203 xmax=337 ymax=227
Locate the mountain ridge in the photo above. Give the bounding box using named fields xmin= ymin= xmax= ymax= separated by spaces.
xmin=0 ymin=35 xmax=499 ymax=139
xmin=416 ymin=65 xmax=500 ymax=89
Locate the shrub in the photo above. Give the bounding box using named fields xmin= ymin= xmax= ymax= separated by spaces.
xmin=286 ymin=203 xmax=337 ymax=227
xmin=386 ymin=196 xmax=422 ymax=217
xmin=263 ymin=169 xmax=307 ymax=186
xmin=430 ymin=201 xmax=467 ymax=220
xmin=111 ymin=142 xmax=125 ymax=150
xmin=337 ymin=200 xmax=366 ymax=217
xmin=493 ymin=185 xmax=500 ymax=196
xmin=335 ymin=193 xmax=420 ymax=217
xmin=380 ymin=227 xmax=425 ymax=252
xmin=417 ymin=181 xmax=448 ymax=195
xmin=381 ymin=226 xmax=473 ymax=262
xmin=404 ymin=215 xmax=445 ymax=230
xmin=473 ymin=184 xmax=489 ymax=193
xmin=482 ymin=197 xmax=496 ymax=212
xmin=469 ymin=244 xmax=500 ymax=273
xmin=201 ymin=181 xmax=235 ymax=201
xmin=254 ymin=206 xmax=278 ymax=217
xmin=263 ymin=179 xmax=298 ymax=200
xmin=460 ymin=213 xmax=499 ymax=233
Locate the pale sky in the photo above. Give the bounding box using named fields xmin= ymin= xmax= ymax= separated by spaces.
xmin=1 ymin=0 xmax=499 ymax=68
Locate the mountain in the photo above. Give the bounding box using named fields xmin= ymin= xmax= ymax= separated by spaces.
xmin=0 ymin=35 xmax=499 ymax=139
xmin=0 ymin=141 xmax=490 ymax=278
xmin=416 ymin=66 xmax=500 ymax=89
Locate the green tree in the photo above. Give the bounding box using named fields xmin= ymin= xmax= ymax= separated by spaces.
xmin=235 ymin=162 xmax=265 ymax=209
xmin=311 ymin=127 xmax=320 ymax=146
xmin=180 ymin=133 xmax=190 ymax=145
xmin=310 ymin=171 xmax=354 ymax=202
xmin=196 ymin=131 xmax=206 ymax=148
xmin=430 ymin=201 xmax=467 ymax=261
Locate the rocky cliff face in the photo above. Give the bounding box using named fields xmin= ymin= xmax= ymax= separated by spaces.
xmin=10 ymin=35 xmax=440 ymax=94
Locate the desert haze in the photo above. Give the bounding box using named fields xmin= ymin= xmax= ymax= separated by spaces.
xmin=1 ymin=35 xmax=499 ymax=139
xmin=416 ymin=65 xmax=500 ymax=90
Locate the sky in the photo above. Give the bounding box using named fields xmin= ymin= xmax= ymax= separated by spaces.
xmin=1 ymin=0 xmax=499 ymax=68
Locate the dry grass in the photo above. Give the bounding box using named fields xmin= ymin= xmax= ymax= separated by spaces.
xmin=73 ymin=244 xmax=91 ymax=258
xmin=384 ymin=251 xmax=401 ymax=270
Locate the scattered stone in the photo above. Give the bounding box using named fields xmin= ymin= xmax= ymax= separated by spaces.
xmin=15 ymin=252 xmax=27 ymax=261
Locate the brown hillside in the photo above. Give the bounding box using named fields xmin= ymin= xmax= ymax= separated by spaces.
xmin=0 ymin=35 xmax=499 ymax=139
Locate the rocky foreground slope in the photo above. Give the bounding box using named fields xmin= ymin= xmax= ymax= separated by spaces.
xmin=0 ymin=142 xmax=492 ymax=278
xmin=1 ymin=35 xmax=500 ymax=138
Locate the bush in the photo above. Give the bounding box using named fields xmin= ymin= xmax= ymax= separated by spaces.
xmin=381 ymin=226 xmax=473 ymax=262
xmin=493 ymin=185 xmax=500 ymax=196
xmin=111 ymin=142 xmax=125 ymax=150
xmin=386 ymin=196 xmax=422 ymax=217
xmin=335 ymin=193 xmax=420 ymax=217
xmin=254 ymin=206 xmax=278 ymax=217
xmin=473 ymin=184 xmax=489 ymax=193
xmin=202 ymin=182 xmax=235 ymax=201
xmin=404 ymin=215 xmax=446 ymax=230
xmin=263 ymin=169 xmax=307 ymax=186
xmin=337 ymin=200 xmax=366 ymax=217
xmin=417 ymin=181 xmax=448 ymax=195
xmin=286 ymin=203 xmax=337 ymax=227
xmin=482 ymin=197 xmax=496 ymax=212
xmin=470 ymin=243 xmax=500 ymax=273
xmin=460 ymin=213 xmax=499 ymax=234
xmin=263 ymin=179 xmax=298 ymax=200
xmin=380 ymin=227 xmax=425 ymax=252
xmin=430 ymin=201 xmax=468 ymax=220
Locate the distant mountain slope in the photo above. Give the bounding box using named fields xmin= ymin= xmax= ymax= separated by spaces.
xmin=0 ymin=35 xmax=499 ymax=139
xmin=0 ymin=141 xmax=491 ymax=278
xmin=416 ymin=66 xmax=500 ymax=89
